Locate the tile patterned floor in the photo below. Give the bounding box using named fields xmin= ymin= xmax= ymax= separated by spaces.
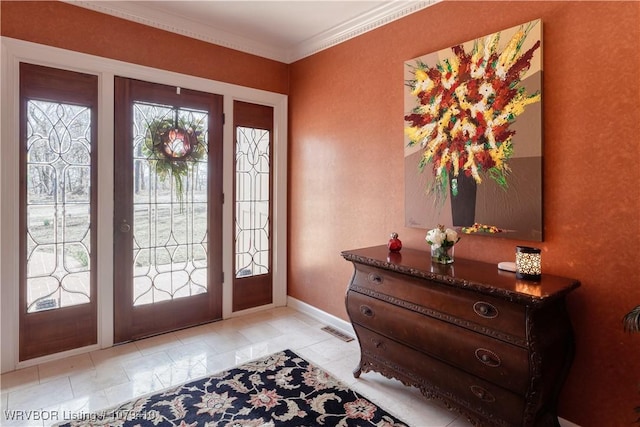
xmin=1 ymin=307 xmax=472 ymax=427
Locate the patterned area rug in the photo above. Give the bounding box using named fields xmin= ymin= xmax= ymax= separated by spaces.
xmin=54 ymin=349 xmax=407 ymax=426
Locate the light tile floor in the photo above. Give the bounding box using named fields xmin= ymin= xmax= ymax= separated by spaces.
xmin=1 ymin=307 xmax=473 ymax=427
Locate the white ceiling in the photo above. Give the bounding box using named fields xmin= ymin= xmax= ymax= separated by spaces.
xmin=67 ymin=1 xmax=439 ymax=63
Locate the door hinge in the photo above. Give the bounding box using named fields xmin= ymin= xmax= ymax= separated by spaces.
xmin=222 ymin=113 xmax=225 ymax=125
xmin=222 ymin=193 xmax=225 ymax=204
xmin=222 ymin=271 xmax=225 ymax=283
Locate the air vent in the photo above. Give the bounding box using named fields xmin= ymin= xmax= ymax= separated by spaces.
xmin=321 ymin=326 xmax=354 ymax=342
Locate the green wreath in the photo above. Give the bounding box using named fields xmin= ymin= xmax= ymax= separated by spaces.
xmin=142 ymin=118 xmax=206 ymax=205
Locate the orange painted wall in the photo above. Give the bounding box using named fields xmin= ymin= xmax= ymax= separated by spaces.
xmin=0 ymin=1 xmax=289 ymax=94
xmin=289 ymin=1 xmax=640 ymax=425
xmin=3 ymin=0 xmax=640 ymax=424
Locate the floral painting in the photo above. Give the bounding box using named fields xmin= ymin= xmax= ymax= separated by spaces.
xmin=404 ymin=19 xmax=543 ymax=241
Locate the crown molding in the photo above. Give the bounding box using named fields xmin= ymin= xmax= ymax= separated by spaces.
xmin=65 ymin=1 xmax=439 ymax=64
xmin=288 ymin=1 xmax=438 ymax=62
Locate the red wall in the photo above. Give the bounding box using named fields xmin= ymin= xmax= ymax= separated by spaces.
xmin=288 ymin=1 xmax=640 ymax=425
xmin=0 ymin=1 xmax=289 ymax=94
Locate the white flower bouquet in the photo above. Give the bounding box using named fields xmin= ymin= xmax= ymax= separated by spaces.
xmin=426 ymin=225 xmax=459 ymax=264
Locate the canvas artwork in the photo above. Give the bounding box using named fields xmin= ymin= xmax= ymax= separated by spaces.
xmin=404 ymin=19 xmax=543 ymax=241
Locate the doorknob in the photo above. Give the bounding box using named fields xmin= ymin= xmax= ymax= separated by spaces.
xmin=119 ymin=220 xmax=131 ymax=233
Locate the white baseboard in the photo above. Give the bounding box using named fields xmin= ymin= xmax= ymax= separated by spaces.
xmin=286 ymin=296 xmax=355 ymax=338
xmin=286 ymin=296 xmax=580 ymax=427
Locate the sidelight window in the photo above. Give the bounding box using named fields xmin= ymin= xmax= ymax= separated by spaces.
xmin=234 ymin=126 xmax=270 ymax=279
xmin=25 ymin=100 xmax=93 ymax=312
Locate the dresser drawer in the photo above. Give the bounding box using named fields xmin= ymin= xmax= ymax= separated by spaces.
xmin=347 ymin=291 xmax=530 ymax=394
xmin=355 ymin=324 xmax=525 ymax=426
xmin=351 ymin=264 xmax=526 ymax=343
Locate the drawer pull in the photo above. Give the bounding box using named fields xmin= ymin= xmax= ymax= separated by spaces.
xmin=473 ymin=301 xmax=499 ymax=319
xmin=475 ymin=348 xmax=502 ymax=367
xmin=360 ymin=305 xmax=374 ymax=317
xmin=470 ymin=385 xmax=496 ymax=402
xmin=367 ymin=273 xmax=383 ymax=285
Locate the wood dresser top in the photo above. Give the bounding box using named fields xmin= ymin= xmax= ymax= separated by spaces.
xmin=341 ymin=245 xmax=580 ymax=306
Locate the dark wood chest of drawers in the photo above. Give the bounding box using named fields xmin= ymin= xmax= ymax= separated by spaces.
xmin=342 ymin=246 xmax=580 ymax=427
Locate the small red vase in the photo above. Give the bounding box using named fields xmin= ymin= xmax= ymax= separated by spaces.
xmin=387 ymin=232 xmax=402 ymax=252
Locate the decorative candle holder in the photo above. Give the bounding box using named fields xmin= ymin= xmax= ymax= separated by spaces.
xmin=515 ymin=246 xmax=541 ymax=281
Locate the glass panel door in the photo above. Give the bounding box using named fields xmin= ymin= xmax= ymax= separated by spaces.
xmin=114 ymin=78 xmax=223 ymax=343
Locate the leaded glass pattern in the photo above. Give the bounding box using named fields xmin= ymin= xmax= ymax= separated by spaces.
xmin=132 ymin=102 xmax=209 ymax=306
xmin=235 ymin=127 xmax=270 ymax=278
xmin=25 ymin=100 xmax=92 ymax=313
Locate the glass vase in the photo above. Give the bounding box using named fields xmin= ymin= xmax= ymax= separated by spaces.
xmin=431 ymin=244 xmax=455 ymax=264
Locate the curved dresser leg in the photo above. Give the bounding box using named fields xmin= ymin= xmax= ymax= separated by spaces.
xmin=353 ymin=361 xmax=363 ymax=378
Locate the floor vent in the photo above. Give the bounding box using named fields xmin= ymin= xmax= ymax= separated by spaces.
xmin=321 ymin=326 xmax=354 ymax=342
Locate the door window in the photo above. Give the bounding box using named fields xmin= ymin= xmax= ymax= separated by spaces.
xmin=131 ymin=102 xmax=210 ymax=306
